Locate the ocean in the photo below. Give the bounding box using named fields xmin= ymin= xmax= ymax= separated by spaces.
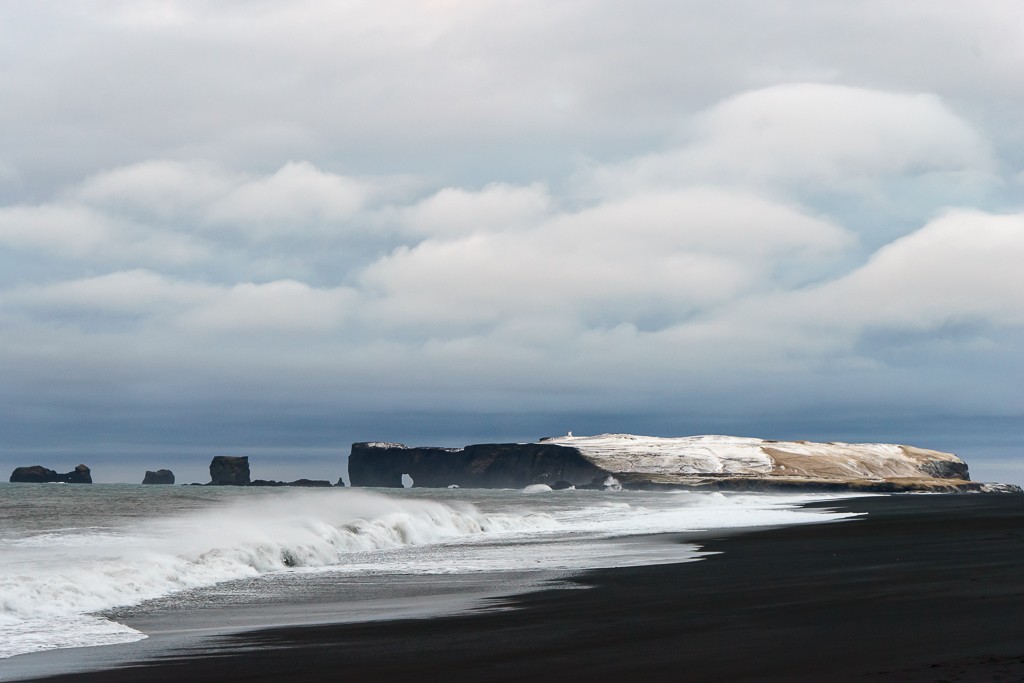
xmin=0 ymin=483 xmax=861 ymax=664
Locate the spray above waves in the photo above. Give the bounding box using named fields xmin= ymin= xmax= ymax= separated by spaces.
xmin=147 ymin=489 xmax=559 ymax=571
xmin=0 ymin=487 xmax=862 ymax=660
xmin=0 ymin=490 xmax=557 ymax=658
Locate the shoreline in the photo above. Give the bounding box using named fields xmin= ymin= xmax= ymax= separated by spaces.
xmin=8 ymin=493 xmax=1024 ymax=682
xmin=0 ymin=569 xmax=576 ymax=682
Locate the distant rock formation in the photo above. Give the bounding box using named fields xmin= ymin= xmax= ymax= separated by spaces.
xmin=205 ymin=456 xmax=338 ymax=486
xmin=348 ymin=434 xmax=1019 ymax=493
xmin=348 ymin=441 xmax=605 ymax=489
xmin=9 ymin=464 xmax=92 ymax=484
xmin=209 ymin=456 xmax=251 ymax=486
xmin=142 ymin=469 xmax=175 ymax=485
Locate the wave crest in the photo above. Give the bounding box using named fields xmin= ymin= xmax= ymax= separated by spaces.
xmin=0 ymin=490 xmax=556 ymax=658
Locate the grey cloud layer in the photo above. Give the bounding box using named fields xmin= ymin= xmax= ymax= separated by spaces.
xmin=1 ymin=2 xmax=1022 ymax=482
xmin=3 ymin=2 xmax=1023 ymax=195
xmin=3 ymin=83 xmax=1021 ymax=412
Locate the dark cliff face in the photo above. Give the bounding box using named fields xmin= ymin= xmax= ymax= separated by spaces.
xmin=347 ymin=438 xmax=1000 ymax=493
xmin=209 ymin=456 xmax=251 ymax=485
xmin=10 ymin=464 xmax=92 ymax=484
xmin=67 ymin=464 xmax=92 ymax=483
xmin=348 ymin=442 xmax=607 ymax=489
xmin=142 ymin=469 xmax=175 ymax=485
xmin=919 ymin=459 xmax=970 ymax=480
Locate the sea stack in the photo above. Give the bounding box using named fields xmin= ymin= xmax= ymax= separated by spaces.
xmin=209 ymin=456 xmax=251 ymax=485
xmin=142 ymin=469 xmax=175 ymax=485
xmin=347 ymin=434 xmax=1012 ymax=493
xmin=9 ymin=464 xmax=92 ymax=484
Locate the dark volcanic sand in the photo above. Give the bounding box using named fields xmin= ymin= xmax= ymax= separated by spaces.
xmin=22 ymin=494 xmax=1024 ymax=682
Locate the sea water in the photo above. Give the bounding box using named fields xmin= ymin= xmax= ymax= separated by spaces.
xmin=0 ymin=483 xmax=861 ymax=660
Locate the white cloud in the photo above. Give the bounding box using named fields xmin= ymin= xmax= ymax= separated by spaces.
xmin=584 ymin=83 xmax=997 ymax=205
xmin=0 ymin=161 xmax=382 ymax=277
xmin=73 ymin=160 xmax=241 ymax=215
xmin=75 ymin=160 xmax=373 ymax=238
xmin=7 ymin=270 xmax=210 ymax=316
xmin=690 ymin=84 xmax=994 ymax=183
xmin=5 ymin=269 xmax=356 ymax=338
xmin=0 ymin=204 xmax=115 ymax=256
xmin=176 ymin=280 xmax=356 ymax=334
xmin=548 ymin=188 xmax=851 ymax=259
xmin=802 ymin=209 xmax=1024 ymax=331
xmin=4 ymin=84 xmax=1015 ymax=377
xmin=358 ymin=186 xmax=850 ymax=332
xmin=205 ymin=162 xmax=371 ymax=237
xmin=0 ymin=201 xmax=210 ymax=267
xmin=1 ymin=34 xmax=1022 ymax=447
xmin=403 ymin=183 xmax=551 ymax=237
xmin=5 ymin=1 xmax=1023 ymax=202
xmin=632 ymin=208 xmax=1024 ymax=374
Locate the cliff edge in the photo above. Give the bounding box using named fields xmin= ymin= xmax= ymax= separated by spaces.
xmin=349 ymin=441 xmax=605 ymax=489
xmin=349 ymin=434 xmax=1019 ymax=493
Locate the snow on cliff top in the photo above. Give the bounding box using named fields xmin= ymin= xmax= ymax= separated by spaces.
xmin=538 ymin=434 xmax=966 ymax=481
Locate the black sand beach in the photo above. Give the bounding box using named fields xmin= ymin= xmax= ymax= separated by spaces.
xmin=20 ymin=494 xmax=1024 ymax=682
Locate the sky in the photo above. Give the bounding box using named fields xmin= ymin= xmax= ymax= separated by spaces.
xmin=1 ymin=1 xmax=1022 ymax=485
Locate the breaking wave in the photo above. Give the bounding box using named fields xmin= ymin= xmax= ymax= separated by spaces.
xmin=0 ymin=490 xmax=557 ymax=658
xmin=0 ymin=487 xmax=863 ymax=659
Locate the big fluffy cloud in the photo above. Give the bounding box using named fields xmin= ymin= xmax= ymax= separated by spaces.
xmin=1 ymin=81 xmax=1022 ymax=422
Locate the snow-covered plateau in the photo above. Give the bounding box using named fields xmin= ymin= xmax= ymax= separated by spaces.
xmin=538 ymin=434 xmax=993 ymax=490
xmin=350 ymin=434 xmax=1021 ymax=492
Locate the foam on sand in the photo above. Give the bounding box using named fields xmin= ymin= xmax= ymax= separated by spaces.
xmin=0 ymin=488 xmax=860 ymax=659
xmin=0 ymin=490 xmax=556 ymax=658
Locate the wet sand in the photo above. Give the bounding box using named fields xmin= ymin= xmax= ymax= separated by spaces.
xmin=17 ymin=494 xmax=1024 ymax=682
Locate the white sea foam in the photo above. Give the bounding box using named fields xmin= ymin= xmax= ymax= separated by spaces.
xmin=0 ymin=490 xmax=556 ymax=658
xmin=0 ymin=487 xmax=862 ymax=659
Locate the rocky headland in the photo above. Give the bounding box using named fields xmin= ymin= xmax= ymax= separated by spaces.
xmin=348 ymin=441 xmax=604 ymax=489
xmin=349 ymin=434 xmax=1021 ymax=493
xmin=9 ymin=464 xmax=92 ymax=484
